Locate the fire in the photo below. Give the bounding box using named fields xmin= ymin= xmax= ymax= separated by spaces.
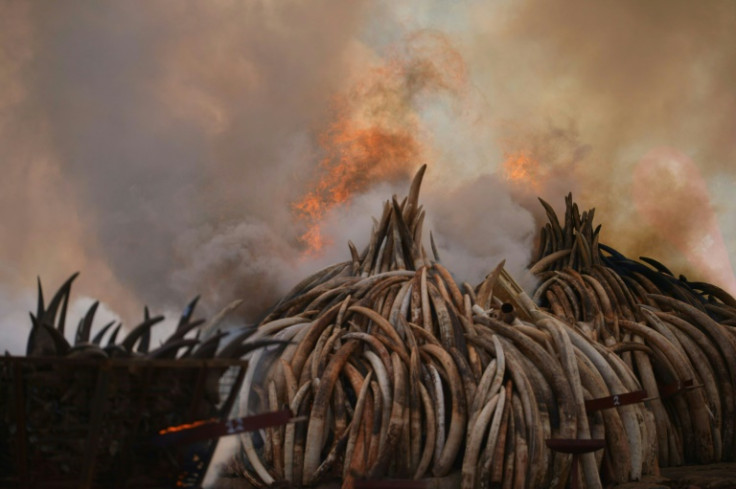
xmin=294 ymin=110 xmax=419 ymax=254
xmin=158 ymin=418 xmax=217 ymax=435
xmin=293 ymin=32 xmax=467 ymax=255
xmin=502 ymin=150 xmax=541 ymax=191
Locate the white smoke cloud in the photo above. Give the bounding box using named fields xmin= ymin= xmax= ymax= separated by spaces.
xmin=0 ymin=284 xmax=122 ymax=355
xmin=0 ymin=0 xmax=372 ymax=331
xmin=425 ymin=174 xmax=537 ymax=287
xmin=0 ymin=286 xmax=33 ymax=355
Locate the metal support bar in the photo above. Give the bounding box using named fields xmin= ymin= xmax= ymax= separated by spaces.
xmin=585 ymin=389 xmax=647 ymax=412
xmin=155 ymin=409 xmax=293 ymax=447
xmin=546 ymin=439 xmax=605 ymax=489
xmin=658 ymin=378 xmax=695 ymax=398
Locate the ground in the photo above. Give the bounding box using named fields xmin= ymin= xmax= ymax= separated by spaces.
xmin=613 ymin=463 xmax=736 ymax=489
xmin=214 ymin=463 xmax=736 ymax=489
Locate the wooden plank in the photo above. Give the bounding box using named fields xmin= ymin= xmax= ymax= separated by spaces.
xmin=13 ymin=360 xmax=29 ymax=488
xmin=187 ymin=365 xmax=208 ymax=420
xmin=79 ymin=365 xmax=110 ymax=489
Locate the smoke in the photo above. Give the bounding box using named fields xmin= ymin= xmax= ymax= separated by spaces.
xmin=361 ymin=0 xmax=736 ymax=290
xmin=633 ymin=147 xmax=736 ymax=291
xmin=2 ymin=1 xmax=735 ymax=484
xmin=0 ymin=286 xmax=33 ymax=355
xmin=461 ymin=0 xmax=736 ymax=285
xmin=0 ymin=282 xmax=122 ymax=355
xmin=425 ymin=174 xmax=537 ymax=286
xmin=0 ymin=0 xmax=371 ymax=332
xmin=293 ymin=30 xmax=468 ymax=253
xmin=2 ymin=0 xmax=736 ymax=357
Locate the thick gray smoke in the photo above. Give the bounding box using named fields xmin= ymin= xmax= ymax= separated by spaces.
xmin=0 ymin=1 xmax=370 ymax=334
xmin=461 ymin=0 xmax=736 ymax=275
xmin=426 ymin=175 xmax=537 ymax=287
xmin=2 ymin=0 xmax=736 ymax=355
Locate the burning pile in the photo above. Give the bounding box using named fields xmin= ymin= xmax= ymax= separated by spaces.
xmin=529 ymin=194 xmax=736 ymax=468
xmin=232 ymin=166 xmax=736 ymax=489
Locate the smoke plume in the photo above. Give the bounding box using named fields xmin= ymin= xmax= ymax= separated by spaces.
xmin=0 ymin=0 xmax=371 ymax=332
xmin=2 ymin=0 xmax=736 ymax=357
xmin=463 ymin=0 xmax=736 ymax=280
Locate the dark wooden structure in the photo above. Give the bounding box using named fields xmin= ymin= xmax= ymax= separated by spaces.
xmin=0 ymin=356 xmax=248 ymax=489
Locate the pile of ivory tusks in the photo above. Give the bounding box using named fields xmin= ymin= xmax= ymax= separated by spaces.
xmin=234 ymin=166 xmax=736 ymax=489
xmin=530 ymin=194 xmax=736 ymax=469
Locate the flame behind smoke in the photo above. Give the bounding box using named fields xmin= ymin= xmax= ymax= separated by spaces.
xmin=4 ymin=1 xmax=735 ymax=339
xmin=502 ymin=150 xmax=542 ymax=192
xmin=293 ymin=103 xmax=420 ymax=253
xmin=292 ymin=31 xmax=467 ymax=255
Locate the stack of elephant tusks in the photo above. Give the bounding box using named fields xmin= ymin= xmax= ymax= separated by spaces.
xmin=232 ymin=165 xmax=736 ymax=489
xmin=529 ymin=194 xmax=736 ymax=469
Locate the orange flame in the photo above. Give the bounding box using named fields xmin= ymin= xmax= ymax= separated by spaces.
xmin=294 ymin=111 xmax=419 ymax=253
xmin=293 ymin=32 xmax=467 ymax=255
xmin=502 ymin=150 xmax=541 ymax=192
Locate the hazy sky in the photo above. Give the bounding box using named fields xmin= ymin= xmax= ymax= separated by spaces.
xmin=2 ymin=0 xmax=735 ymax=349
